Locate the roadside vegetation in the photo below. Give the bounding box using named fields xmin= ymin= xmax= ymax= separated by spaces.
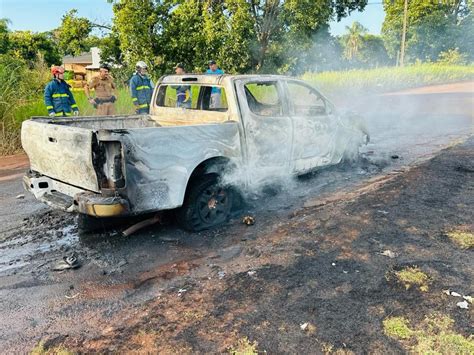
xmin=383 ymin=314 xmax=474 ymax=353
xmin=1 ymin=1 xmax=473 ymax=155
xmin=304 ymin=63 xmax=474 ymax=99
xmin=1 ymin=62 xmax=473 ymax=156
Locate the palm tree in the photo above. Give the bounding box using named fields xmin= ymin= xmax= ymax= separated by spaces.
xmin=342 ymin=21 xmax=368 ymax=60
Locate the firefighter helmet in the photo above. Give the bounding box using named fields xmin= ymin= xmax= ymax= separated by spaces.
xmin=135 ymin=61 xmax=148 ymax=70
xmin=51 ymin=66 xmax=64 ymax=76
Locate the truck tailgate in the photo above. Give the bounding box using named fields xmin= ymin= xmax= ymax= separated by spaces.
xmin=21 ymin=120 xmax=99 ymax=192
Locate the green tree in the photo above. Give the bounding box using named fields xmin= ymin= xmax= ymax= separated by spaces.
xmin=8 ymin=31 xmax=61 ymax=67
xmin=56 ymin=9 xmax=93 ymax=56
xmin=0 ymin=19 xmax=10 ymax=54
xmin=340 ymin=21 xmax=368 ymax=60
xmin=251 ymin=0 xmax=368 ymax=71
xmin=112 ymin=0 xmax=169 ymax=71
xmin=109 ymin=0 xmax=368 ymax=74
xmin=98 ymin=33 xmax=122 ymax=65
xmin=160 ymin=0 xmax=206 ymax=73
xmin=358 ymin=34 xmax=390 ymax=67
xmin=382 ymin=0 xmax=471 ymax=63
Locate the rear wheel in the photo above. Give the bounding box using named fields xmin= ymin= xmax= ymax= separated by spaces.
xmin=176 ymin=173 xmax=233 ymax=231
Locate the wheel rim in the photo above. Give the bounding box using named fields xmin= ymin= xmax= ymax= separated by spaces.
xmin=197 ymin=186 xmax=230 ymax=225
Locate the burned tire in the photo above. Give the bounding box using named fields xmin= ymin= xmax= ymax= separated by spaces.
xmin=176 ymin=173 xmax=233 ymax=231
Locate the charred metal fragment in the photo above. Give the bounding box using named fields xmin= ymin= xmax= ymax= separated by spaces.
xmin=92 ymin=133 xmax=107 ymax=188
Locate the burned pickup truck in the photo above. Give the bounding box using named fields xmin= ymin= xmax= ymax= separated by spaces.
xmin=22 ymin=74 xmax=368 ymax=231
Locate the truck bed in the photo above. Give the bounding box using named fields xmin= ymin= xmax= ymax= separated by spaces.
xmin=31 ymin=115 xmax=161 ymax=130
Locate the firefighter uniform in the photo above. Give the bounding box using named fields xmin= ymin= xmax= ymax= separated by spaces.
xmin=87 ymin=75 xmax=117 ymax=115
xmin=44 ymin=79 xmax=79 ymax=117
xmin=130 ymin=73 xmax=153 ymax=114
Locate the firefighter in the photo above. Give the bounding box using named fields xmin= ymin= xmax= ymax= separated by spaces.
xmin=130 ymin=61 xmax=154 ymax=114
xmin=44 ymin=66 xmax=79 ymax=117
xmin=84 ymin=63 xmax=117 ymax=115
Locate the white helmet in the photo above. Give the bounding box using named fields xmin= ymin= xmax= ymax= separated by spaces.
xmin=136 ymin=61 xmax=148 ymax=70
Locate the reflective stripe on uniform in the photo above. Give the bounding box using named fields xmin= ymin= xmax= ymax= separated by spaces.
xmin=138 ymin=103 xmax=148 ymax=108
xmin=46 ymin=105 xmax=53 ymax=109
xmin=136 ymin=86 xmax=150 ymax=91
xmin=54 ymin=112 xmax=63 ymax=116
xmin=65 ymin=112 xmax=72 ymax=116
xmin=71 ymin=104 xmax=78 ymax=108
xmin=132 ymin=97 xmax=138 ymax=102
xmin=52 ymin=93 xmax=69 ymax=98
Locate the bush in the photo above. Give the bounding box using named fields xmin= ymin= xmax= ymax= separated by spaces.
xmin=437 ymin=48 xmax=468 ymax=66
xmin=0 ymin=55 xmax=50 ymax=155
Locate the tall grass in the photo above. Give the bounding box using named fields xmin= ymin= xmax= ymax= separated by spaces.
xmin=302 ymin=63 xmax=474 ymax=102
xmin=0 ymin=57 xmax=50 ymax=155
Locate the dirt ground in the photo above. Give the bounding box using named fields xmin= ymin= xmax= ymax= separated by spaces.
xmin=30 ymin=140 xmax=474 ymax=354
xmin=0 ymin=82 xmax=472 ymax=353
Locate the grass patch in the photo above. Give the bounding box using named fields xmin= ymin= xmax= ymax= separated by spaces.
xmin=320 ymin=342 xmax=355 ymax=354
xmin=229 ymin=337 xmax=259 ymax=355
xmin=383 ymin=317 xmax=413 ymax=339
xmin=384 ymin=314 xmax=474 ymax=354
xmin=395 ymin=266 xmax=431 ymax=292
xmin=302 ymin=63 xmax=474 ymax=102
xmin=31 ymin=341 xmax=73 ymax=355
xmin=446 ymin=231 xmax=474 ymax=249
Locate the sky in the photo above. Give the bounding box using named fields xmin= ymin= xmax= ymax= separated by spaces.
xmin=0 ymin=0 xmax=385 ymax=36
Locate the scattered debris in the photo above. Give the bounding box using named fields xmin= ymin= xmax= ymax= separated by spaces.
xmin=300 ymin=322 xmax=316 ymax=333
xmin=443 ymin=289 xmax=462 ymax=297
xmin=117 ymin=260 xmax=128 ymax=268
xmin=443 ymin=290 xmax=473 ymax=305
xmin=52 ymin=254 xmax=81 ymax=271
xmin=331 ymin=262 xmax=336 ymax=266
xmin=242 ymin=215 xmax=255 ymax=226
xmin=177 ymin=288 xmax=187 ymax=296
xmin=247 ymin=270 xmax=257 ymax=277
xmin=380 ymin=250 xmax=397 ymax=258
xmin=377 ymin=210 xmax=389 ymax=214
xmin=218 ymin=271 xmax=226 ymax=279
xmin=343 ymin=270 xmax=348 ymax=274
xmin=122 ymin=214 xmax=162 ymax=237
xmin=65 ymin=293 xmax=80 ymax=299
xmin=456 ymin=300 xmax=469 ymax=309
xmin=391 ymin=155 xmax=399 ymax=159
xmin=15 ymin=194 xmax=25 ymax=199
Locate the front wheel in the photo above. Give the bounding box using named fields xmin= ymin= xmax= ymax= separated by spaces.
xmin=176 ymin=174 xmax=233 ymax=231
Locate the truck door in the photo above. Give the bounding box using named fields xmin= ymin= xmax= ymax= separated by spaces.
xmin=284 ymin=80 xmax=339 ymax=173
xmin=235 ymin=80 xmax=293 ymax=182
